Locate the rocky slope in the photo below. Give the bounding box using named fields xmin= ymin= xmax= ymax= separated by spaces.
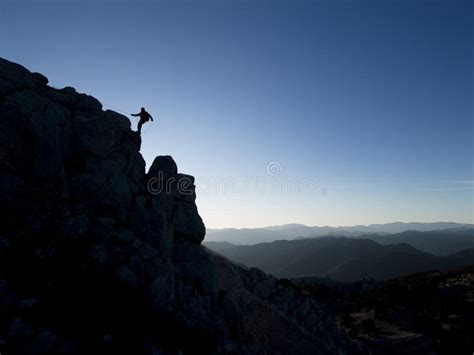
xmin=0 ymin=58 xmax=347 ymax=354
xmin=294 ymin=266 xmax=474 ymax=354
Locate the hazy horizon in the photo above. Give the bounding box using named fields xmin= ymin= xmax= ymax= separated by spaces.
xmin=206 ymin=220 xmax=474 ymax=231
xmin=2 ymin=0 xmax=472 ymax=228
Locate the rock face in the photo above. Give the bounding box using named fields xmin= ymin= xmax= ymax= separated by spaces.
xmin=0 ymin=58 xmax=347 ymax=354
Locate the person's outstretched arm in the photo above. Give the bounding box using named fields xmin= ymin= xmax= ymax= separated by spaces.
xmin=131 ymin=113 xmax=140 ymax=117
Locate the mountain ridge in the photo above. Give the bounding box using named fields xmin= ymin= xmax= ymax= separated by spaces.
xmin=206 ymin=222 xmax=473 ymax=244
xmin=207 ymin=236 xmax=474 ymax=281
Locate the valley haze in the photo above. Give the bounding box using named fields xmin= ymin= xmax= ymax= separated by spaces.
xmin=205 ymin=222 xmax=474 ymax=245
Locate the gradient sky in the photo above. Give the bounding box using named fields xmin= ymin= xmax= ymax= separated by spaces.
xmin=1 ymin=0 xmax=473 ymax=228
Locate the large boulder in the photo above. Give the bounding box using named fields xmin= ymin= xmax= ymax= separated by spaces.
xmin=147 ymin=155 xmax=177 ymax=183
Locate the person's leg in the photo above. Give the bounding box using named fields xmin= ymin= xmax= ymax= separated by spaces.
xmin=138 ymin=119 xmax=144 ymax=133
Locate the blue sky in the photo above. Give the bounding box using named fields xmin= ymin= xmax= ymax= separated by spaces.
xmin=1 ymin=0 xmax=472 ymax=227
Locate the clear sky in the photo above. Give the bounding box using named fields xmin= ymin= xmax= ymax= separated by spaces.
xmin=1 ymin=0 xmax=473 ymax=228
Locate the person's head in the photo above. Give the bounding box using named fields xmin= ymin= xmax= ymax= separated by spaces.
xmin=141 ymin=107 xmax=145 ymax=112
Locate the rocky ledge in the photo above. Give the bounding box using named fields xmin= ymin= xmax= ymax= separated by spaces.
xmin=0 ymin=58 xmax=347 ymax=354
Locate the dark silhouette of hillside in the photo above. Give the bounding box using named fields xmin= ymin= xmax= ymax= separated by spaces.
xmin=202 ymin=241 xmax=237 ymax=252
xmin=209 ymin=237 xmax=474 ymax=281
xmin=293 ymin=266 xmax=474 ymax=353
xmin=356 ymin=228 xmax=474 ymax=256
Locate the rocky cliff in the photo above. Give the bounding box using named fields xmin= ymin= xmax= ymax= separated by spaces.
xmin=0 ymin=58 xmax=347 ymax=354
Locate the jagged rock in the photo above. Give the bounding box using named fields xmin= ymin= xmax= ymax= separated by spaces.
xmin=0 ymin=89 xmax=72 ymax=180
xmin=116 ymin=228 xmax=135 ymax=244
xmin=148 ymin=267 xmax=175 ymax=313
xmin=19 ymin=299 xmax=39 ymax=310
xmin=31 ymin=72 xmax=48 ymax=86
xmin=137 ymin=242 xmax=158 ymax=260
xmin=172 ymin=174 xmax=197 ymax=202
xmin=115 ymin=266 xmax=140 ymax=289
xmin=0 ymin=58 xmax=348 ymax=354
xmin=30 ymin=331 xmax=57 ymax=354
xmin=211 ymin=253 xmax=245 ymax=290
xmin=57 ymin=215 xmax=90 ymax=238
xmin=75 ymin=93 xmax=102 ymax=112
xmin=0 ymin=236 xmax=10 ymax=257
xmin=103 ymin=334 xmax=114 ymax=346
xmin=0 ymin=58 xmax=46 ymax=93
xmin=9 ymin=318 xmax=32 ymax=338
xmin=147 ymin=155 xmax=177 ymax=183
xmin=174 ymin=241 xmax=219 ymax=307
xmin=89 ymin=244 xmax=109 ymax=265
xmin=174 ymin=201 xmax=206 ymax=244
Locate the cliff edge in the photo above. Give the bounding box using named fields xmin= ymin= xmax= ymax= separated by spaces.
xmin=0 ymin=58 xmax=347 ymax=354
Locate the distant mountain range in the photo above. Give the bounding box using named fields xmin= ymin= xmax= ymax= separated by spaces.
xmin=205 ymin=222 xmax=473 ymax=245
xmin=204 ymin=230 xmax=474 ymax=282
xmin=356 ymin=228 xmax=474 ymax=256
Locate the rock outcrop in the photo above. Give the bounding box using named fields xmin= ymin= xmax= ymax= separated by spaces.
xmin=0 ymin=58 xmax=347 ymax=354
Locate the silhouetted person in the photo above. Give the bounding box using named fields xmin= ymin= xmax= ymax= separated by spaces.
xmin=131 ymin=107 xmax=153 ymax=134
